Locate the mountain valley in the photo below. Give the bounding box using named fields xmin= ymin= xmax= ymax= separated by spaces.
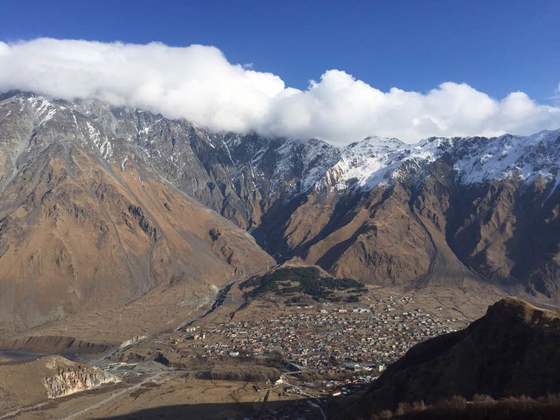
xmin=0 ymin=91 xmax=559 ymax=419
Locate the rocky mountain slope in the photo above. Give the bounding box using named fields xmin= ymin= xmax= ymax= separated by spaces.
xmin=353 ymin=298 xmax=560 ymax=416
xmin=0 ymin=91 xmax=341 ymax=231
xmin=1 ymin=91 xmax=559 ymax=306
xmin=256 ymin=132 xmax=560 ymax=298
xmin=0 ymin=91 xmax=274 ymax=334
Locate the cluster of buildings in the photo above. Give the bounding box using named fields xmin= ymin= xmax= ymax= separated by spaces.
xmin=173 ymin=294 xmax=462 ymax=394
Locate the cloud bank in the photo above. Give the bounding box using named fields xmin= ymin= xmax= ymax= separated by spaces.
xmin=0 ymin=38 xmax=559 ymax=144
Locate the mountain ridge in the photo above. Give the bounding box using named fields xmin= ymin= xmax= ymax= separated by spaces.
xmin=1 ymin=91 xmax=559 ymax=303
xmin=0 ymin=92 xmax=275 ymax=335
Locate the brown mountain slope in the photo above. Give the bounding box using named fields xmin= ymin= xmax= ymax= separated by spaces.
xmin=353 ymin=298 xmax=560 ymax=417
xmin=255 ymin=169 xmax=479 ymax=288
xmin=447 ymin=178 xmax=560 ymax=297
xmin=0 ymin=141 xmax=273 ymax=335
xmin=254 ymin=158 xmax=560 ymax=299
xmin=2 ymin=93 xmax=559 ymax=300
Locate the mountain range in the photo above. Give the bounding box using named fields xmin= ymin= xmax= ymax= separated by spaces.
xmin=1 ymin=90 xmax=559 ymax=333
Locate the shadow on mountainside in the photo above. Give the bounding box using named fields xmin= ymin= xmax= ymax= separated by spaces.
xmin=99 ymin=398 xmax=331 ymax=420
xmin=98 ymin=395 xmax=560 ymax=420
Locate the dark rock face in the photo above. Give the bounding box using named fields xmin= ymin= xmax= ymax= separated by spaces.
xmin=447 ymin=179 xmax=560 ymax=297
xmin=356 ymin=298 xmax=560 ymax=414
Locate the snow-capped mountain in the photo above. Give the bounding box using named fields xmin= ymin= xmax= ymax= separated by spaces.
xmin=451 ymin=130 xmax=560 ymax=185
xmin=0 ymin=92 xmax=341 ymax=228
xmin=321 ymin=130 xmax=560 ymax=193
xmin=3 ymin=91 xmax=559 ymax=205
xmin=0 ymin=91 xmax=276 ymax=333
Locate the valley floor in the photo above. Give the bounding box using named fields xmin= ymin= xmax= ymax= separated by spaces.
xmin=0 ymin=282 xmax=502 ymax=419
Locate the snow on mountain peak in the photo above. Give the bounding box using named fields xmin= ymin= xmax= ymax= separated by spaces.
xmin=314 ymin=129 xmax=560 ymax=192
xmin=2 ymin=92 xmax=559 ymax=196
xmin=452 ymin=129 xmax=560 ymax=184
xmin=321 ymin=135 xmax=447 ymax=191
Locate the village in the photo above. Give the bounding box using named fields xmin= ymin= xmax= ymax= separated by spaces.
xmin=171 ymin=294 xmax=465 ymax=397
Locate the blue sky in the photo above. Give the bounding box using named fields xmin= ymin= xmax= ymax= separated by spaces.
xmin=1 ymin=0 xmax=559 ymax=143
xmin=1 ymin=0 xmax=558 ymax=102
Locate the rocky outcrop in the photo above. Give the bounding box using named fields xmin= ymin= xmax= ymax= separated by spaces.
xmin=0 ymin=355 xmax=118 ymax=412
xmin=43 ymin=363 xmax=119 ymax=399
xmin=355 ymin=298 xmax=560 ymax=415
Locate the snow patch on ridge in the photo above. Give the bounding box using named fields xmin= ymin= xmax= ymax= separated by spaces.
xmin=321 ymin=136 xmax=447 ymax=191
xmin=27 ymin=95 xmax=57 ymax=126
xmin=452 ymin=130 xmax=560 ymax=184
xmin=86 ymin=121 xmax=113 ymax=159
xmin=317 ymin=130 xmax=560 ymax=192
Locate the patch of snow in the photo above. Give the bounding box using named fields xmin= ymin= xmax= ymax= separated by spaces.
xmin=221 ymin=139 xmax=234 ymax=163
xmin=26 ymin=96 xmax=57 ymax=126
xmin=71 ymin=112 xmax=79 ymax=129
xmin=314 ymin=130 xmax=560 ymax=192
xmin=321 ymin=136 xmax=426 ymax=191
xmin=453 ymin=130 xmax=560 ymax=184
xmin=86 ymin=121 xmax=113 ymax=159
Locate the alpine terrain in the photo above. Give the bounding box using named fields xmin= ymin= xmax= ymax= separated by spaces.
xmin=0 ymin=90 xmax=559 ymax=419
xmin=3 ymin=91 xmax=559 ymax=315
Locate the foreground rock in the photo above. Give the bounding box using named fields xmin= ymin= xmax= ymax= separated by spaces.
xmin=352 ymin=298 xmax=560 ymax=418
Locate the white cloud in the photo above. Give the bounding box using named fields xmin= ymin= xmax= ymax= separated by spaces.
xmin=0 ymin=38 xmax=559 ymax=144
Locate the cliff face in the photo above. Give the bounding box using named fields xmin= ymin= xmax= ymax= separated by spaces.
xmin=357 ymin=298 xmax=560 ymax=414
xmin=43 ymin=362 xmax=119 ymax=399
xmin=447 ymin=178 xmax=560 ymax=296
xmin=0 ymin=355 xmax=118 ymax=412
